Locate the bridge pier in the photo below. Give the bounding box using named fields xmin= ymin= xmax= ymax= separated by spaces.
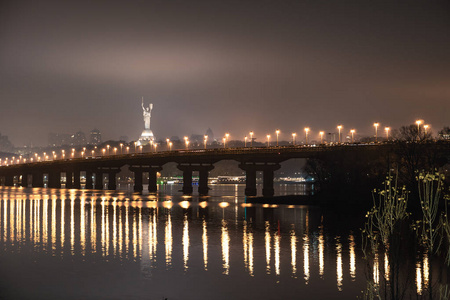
xmin=73 ymin=170 xmax=81 ymax=189
xmin=95 ymin=171 xmax=103 ymax=189
xmin=32 ymin=172 xmax=44 ymax=187
xmin=239 ymin=162 xmax=281 ymax=197
xmin=132 ymin=169 xmax=143 ymax=193
xmin=48 ymin=172 xmax=61 ymax=189
xmin=129 ymin=165 xmax=162 ymax=194
xmin=262 ymin=167 xmax=276 ymax=197
xmin=107 ymin=170 xmax=120 ymax=190
xmin=65 ymin=172 xmax=73 ymax=189
xmin=5 ymin=175 xmax=14 ymax=186
xmin=177 ymin=163 xmax=214 ymax=195
xmin=245 ymin=168 xmax=257 ymax=197
xmin=85 ymin=170 xmax=93 ymax=189
xmin=182 ymin=169 xmax=193 ymax=195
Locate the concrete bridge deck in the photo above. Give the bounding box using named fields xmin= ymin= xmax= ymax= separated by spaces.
xmin=0 ymin=143 xmax=422 ymax=197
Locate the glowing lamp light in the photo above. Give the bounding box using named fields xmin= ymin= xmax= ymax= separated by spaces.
xmin=219 ymin=202 xmax=230 ymax=208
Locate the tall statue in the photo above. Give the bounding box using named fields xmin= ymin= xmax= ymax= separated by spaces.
xmin=142 ymin=97 xmax=153 ymax=130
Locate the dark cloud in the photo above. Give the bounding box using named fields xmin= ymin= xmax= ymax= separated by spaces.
xmin=1 ymin=0 xmax=449 ymax=145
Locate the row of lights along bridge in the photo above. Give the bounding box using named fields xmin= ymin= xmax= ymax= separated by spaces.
xmin=0 ymin=119 xmax=431 ymax=166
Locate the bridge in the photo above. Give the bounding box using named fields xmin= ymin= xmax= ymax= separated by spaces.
xmin=0 ymin=144 xmax=397 ymax=197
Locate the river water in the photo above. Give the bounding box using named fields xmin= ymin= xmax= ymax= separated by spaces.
xmin=0 ymin=184 xmax=428 ymax=299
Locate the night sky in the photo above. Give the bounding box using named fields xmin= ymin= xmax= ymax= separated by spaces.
xmin=1 ymin=0 xmax=449 ymax=146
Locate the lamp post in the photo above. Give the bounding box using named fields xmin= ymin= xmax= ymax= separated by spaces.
xmin=266 ymin=134 xmax=271 ymax=147
xmin=114 ymin=147 xmax=117 ymax=155
xmin=134 ymin=142 xmax=137 ymax=153
xmin=166 ymin=138 xmax=170 ymax=151
xmin=416 ymin=120 xmax=422 ymax=132
xmin=373 ymin=123 xmax=379 ymax=143
xmin=184 ymin=136 xmax=188 ymax=150
xmin=107 ymin=144 xmax=110 ymax=155
xmin=319 ymin=131 xmax=324 ymax=144
xmin=275 ymin=129 xmax=280 ymax=146
xmin=91 ymin=149 xmax=95 ymax=157
xmin=337 ymin=125 xmax=343 ymax=143
xmin=292 ymin=133 xmax=296 ymax=145
xmin=385 ymin=127 xmax=390 ymax=141
xmin=120 ymin=143 xmax=123 ymax=154
xmin=249 ymin=131 xmax=254 ymax=147
xmin=126 ymin=146 xmax=129 ymax=154
xmin=169 ymin=142 xmax=173 ymax=151
xmin=304 ymin=127 xmax=310 ymax=145
xmin=350 ymin=129 xmax=355 ymax=143
xmin=424 ymin=124 xmax=429 ymax=134
xmin=185 ymin=140 xmax=189 ymax=150
xmin=244 ymin=136 xmax=247 ymax=147
xmin=204 ymin=135 xmax=208 ymax=149
xmin=140 ymin=145 xmax=143 ymax=153
xmin=223 ymin=138 xmax=226 ymax=148
xmin=225 ymin=133 xmax=230 ymax=148
xmin=154 ymin=143 xmax=157 ymax=153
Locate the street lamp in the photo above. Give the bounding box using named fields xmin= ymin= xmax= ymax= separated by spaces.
xmin=107 ymin=144 xmax=110 ymax=155
xmin=126 ymin=146 xmax=129 ymax=154
xmin=169 ymin=142 xmax=173 ymax=151
xmin=266 ymin=134 xmax=271 ymax=147
xmin=373 ymin=123 xmax=379 ymax=143
xmin=350 ymin=129 xmax=355 ymax=143
xmin=249 ymin=131 xmax=254 ymax=147
xmin=102 ymin=149 xmax=106 ymax=156
xmin=424 ymin=124 xmax=429 ymax=134
xmin=292 ymin=133 xmax=296 ymax=145
xmin=337 ymin=125 xmax=343 ymax=143
xmin=91 ymin=149 xmax=95 ymax=157
xmin=185 ymin=139 xmax=189 ymax=150
xmin=140 ymin=145 xmax=143 ymax=153
xmin=304 ymin=127 xmax=310 ymax=145
xmin=204 ymin=135 xmax=208 ymax=149
xmin=416 ymin=119 xmax=423 ymax=132
xmin=244 ymin=136 xmax=248 ymax=147
xmin=120 ymin=143 xmax=123 ymax=154
xmin=166 ymin=138 xmax=170 ymax=151
xmin=114 ymin=147 xmax=117 ymax=155
xmin=222 ymin=137 xmax=226 ymax=148
xmin=275 ymin=129 xmax=280 ymax=146
xmin=319 ymin=131 xmax=324 ymax=144
xmin=225 ymin=133 xmax=230 ymax=148
xmin=154 ymin=143 xmax=157 ymax=153
xmin=385 ymin=127 xmax=390 ymax=141
xmin=134 ymin=141 xmax=137 ymax=153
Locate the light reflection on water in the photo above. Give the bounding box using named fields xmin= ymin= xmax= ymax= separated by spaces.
xmin=0 ymin=186 xmax=432 ymax=299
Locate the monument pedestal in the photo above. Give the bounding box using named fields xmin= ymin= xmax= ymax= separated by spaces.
xmin=137 ymin=129 xmax=154 ymax=146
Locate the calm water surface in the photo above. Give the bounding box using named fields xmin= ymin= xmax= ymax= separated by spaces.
xmin=0 ymin=184 xmax=428 ymax=299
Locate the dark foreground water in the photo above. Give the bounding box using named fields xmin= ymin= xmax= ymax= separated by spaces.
xmin=0 ymin=185 xmax=428 ymax=299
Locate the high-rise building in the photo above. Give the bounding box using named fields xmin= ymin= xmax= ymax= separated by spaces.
xmin=48 ymin=133 xmax=72 ymax=147
xmin=72 ymin=131 xmax=87 ymax=146
xmin=0 ymin=133 xmax=14 ymax=153
xmin=90 ymin=129 xmax=102 ymax=145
